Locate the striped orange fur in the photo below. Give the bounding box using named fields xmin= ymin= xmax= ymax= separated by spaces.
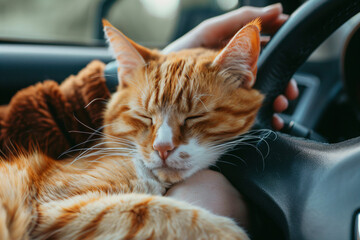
xmin=0 ymin=20 xmax=263 ymax=239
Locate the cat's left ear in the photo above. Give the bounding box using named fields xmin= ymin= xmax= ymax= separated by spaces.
xmin=212 ymin=18 xmax=261 ymax=89
xmin=103 ymin=19 xmax=153 ymax=86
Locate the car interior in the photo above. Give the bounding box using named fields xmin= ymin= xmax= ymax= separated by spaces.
xmin=0 ymin=0 xmax=360 ymax=239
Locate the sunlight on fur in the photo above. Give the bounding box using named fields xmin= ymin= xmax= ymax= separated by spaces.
xmin=0 ymin=19 xmax=263 ymax=239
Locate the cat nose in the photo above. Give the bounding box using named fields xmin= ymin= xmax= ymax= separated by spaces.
xmin=153 ymin=143 xmax=175 ymax=162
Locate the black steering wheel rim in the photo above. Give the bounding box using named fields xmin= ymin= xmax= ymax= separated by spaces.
xmin=217 ymin=0 xmax=360 ymax=239
xmin=254 ymin=0 xmax=360 ymax=129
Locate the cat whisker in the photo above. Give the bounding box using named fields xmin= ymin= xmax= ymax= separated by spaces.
xmin=243 ymin=129 xmax=277 ymax=140
xmin=84 ymin=98 xmax=109 ymax=109
xmin=217 ymin=155 xmax=246 ymax=166
xmin=59 ymin=137 xmax=105 ymax=158
xmin=70 ymin=142 xmax=133 ymax=163
xmin=63 ymin=147 xmax=134 ymax=156
xmin=73 ymin=141 xmax=135 ymax=161
xmin=234 ymin=141 xmax=267 ymax=170
xmin=72 ymin=114 xmax=127 ymax=143
xmin=84 ymin=122 xmax=128 ymax=144
xmin=66 ymin=131 xmax=134 ymax=148
xmin=68 ymin=130 xmax=104 ymax=136
xmin=70 ymin=149 xmax=136 ymax=165
xmin=80 ymin=153 xmax=136 ymax=166
xmin=84 ymin=141 xmax=136 ymax=151
xmin=208 ymin=163 xmax=222 ymax=172
xmin=210 ymin=129 xmax=276 ymax=150
xmin=195 ymin=96 xmax=209 ymax=111
xmin=69 ymin=118 xmax=136 ymax=148
xmin=207 ymin=133 xmax=274 ymax=171
xmin=88 ymin=73 xmax=118 ymax=80
xmin=79 ymin=150 xmax=136 ymax=160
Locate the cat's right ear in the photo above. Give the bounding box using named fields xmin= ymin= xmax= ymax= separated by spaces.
xmin=103 ymin=19 xmax=152 ymax=87
xmin=212 ymin=18 xmax=261 ymax=89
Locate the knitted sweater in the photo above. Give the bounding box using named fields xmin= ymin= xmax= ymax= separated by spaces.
xmin=0 ymin=61 xmax=111 ymax=159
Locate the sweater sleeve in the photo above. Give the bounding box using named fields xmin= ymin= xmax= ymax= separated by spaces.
xmin=0 ymin=60 xmax=111 ymax=159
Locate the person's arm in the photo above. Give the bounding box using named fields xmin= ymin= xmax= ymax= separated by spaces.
xmin=166 ymin=169 xmax=250 ymax=229
xmin=163 ymin=3 xmax=287 ymax=53
xmin=163 ymin=3 xmax=298 ymax=130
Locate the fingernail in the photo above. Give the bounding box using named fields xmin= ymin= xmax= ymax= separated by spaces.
xmin=263 ymin=3 xmax=282 ymax=13
xmin=272 ymin=114 xmax=284 ymax=130
xmin=273 ymin=94 xmax=288 ymax=113
xmin=279 ymin=14 xmax=289 ymax=21
xmin=290 ymin=79 xmax=299 ymax=99
xmin=260 ymin=36 xmax=271 ymax=42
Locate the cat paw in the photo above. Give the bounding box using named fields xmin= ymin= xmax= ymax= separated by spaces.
xmin=133 ymin=179 xmax=166 ymax=195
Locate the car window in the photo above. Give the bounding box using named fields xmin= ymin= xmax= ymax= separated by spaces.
xmin=0 ymin=0 xmax=239 ymax=47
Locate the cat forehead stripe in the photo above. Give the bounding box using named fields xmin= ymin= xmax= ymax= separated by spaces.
xmin=145 ymin=60 xmax=195 ymax=112
xmin=154 ymin=115 xmax=174 ymax=146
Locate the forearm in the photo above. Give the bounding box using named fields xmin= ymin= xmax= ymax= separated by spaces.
xmin=162 ymin=26 xmax=205 ymax=54
xmin=166 ymin=169 xmax=250 ymax=229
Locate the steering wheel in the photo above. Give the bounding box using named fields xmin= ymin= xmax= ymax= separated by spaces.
xmin=103 ymin=0 xmax=360 ymax=238
xmin=216 ymin=0 xmax=360 ymax=239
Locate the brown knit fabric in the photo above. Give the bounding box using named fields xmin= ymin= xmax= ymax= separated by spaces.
xmin=0 ymin=60 xmax=111 ymax=159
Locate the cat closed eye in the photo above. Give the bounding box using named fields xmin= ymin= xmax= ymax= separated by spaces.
xmin=184 ymin=115 xmax=205 ymax=124
xmin=139 ymin=115 xmax=153 ymax=125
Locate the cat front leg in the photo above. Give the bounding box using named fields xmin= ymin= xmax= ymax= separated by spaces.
xmin=132 ymin=157 xmax=168 ymax=195
xmin=132 ymin=178 xmax=166 ymax=195
xmin=32 ymin=193 xmax=249 ymax=240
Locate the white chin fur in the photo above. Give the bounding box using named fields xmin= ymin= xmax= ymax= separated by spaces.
xmin=142 ymin=138 xmax=223 ymax=181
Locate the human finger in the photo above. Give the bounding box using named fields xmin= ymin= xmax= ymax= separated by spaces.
xmin=273 ymin=94 xmax=288 ymax=113
xmin=201 ymin=3 xmax=284 ymax=48
xmin=272 ymin=114 xmax=284 ymax=130
xmin=261 ymin=13 xmax=289 ymax=34
xmin=285 ymin=79 xmax=299 ymax=100
xmin=260 ymin=35 xmax=271 ymax=47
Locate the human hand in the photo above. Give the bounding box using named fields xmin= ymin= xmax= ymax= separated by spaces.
xmin=163 ymin=3 xmax=298 ymax=130
xmin=163 ymin=3 xmax=288 ymax=52
xmin=272 ymin=78 xmax=298 ymax=130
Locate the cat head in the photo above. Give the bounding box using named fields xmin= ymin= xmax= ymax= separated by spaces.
xmin=102 ymin=19 xmax=264 ymax=184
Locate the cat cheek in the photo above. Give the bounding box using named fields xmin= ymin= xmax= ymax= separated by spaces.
xmin=178 ymin=152 xmax=190 ymax=160
xmin=142 ymin=119 xmax=152 ymax=126
xmin=140 ymin=150 xmax=150 ymax=161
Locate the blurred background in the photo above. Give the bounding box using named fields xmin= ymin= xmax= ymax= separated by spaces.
xmin=2 ymin=0 xmax=360 ymax=143
xmin=0 ymin=0 xmax=303 ymax=47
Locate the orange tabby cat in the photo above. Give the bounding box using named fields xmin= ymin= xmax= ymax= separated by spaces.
xmin=0 ymin=19 xmax=263 ymax=239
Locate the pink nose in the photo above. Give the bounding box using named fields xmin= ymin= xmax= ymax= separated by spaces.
xmin=153 ymin=143 xmax=175 ymax=162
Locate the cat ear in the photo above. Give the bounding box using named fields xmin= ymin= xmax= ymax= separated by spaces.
xmin=102 ymin=19 xmax=152 ymax=86
xmin=212 ymin=18 xmax=261 ymax=89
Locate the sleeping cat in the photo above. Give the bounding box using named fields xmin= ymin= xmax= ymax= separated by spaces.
xmin=0 ymin=19 xmax=263 ymax=239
